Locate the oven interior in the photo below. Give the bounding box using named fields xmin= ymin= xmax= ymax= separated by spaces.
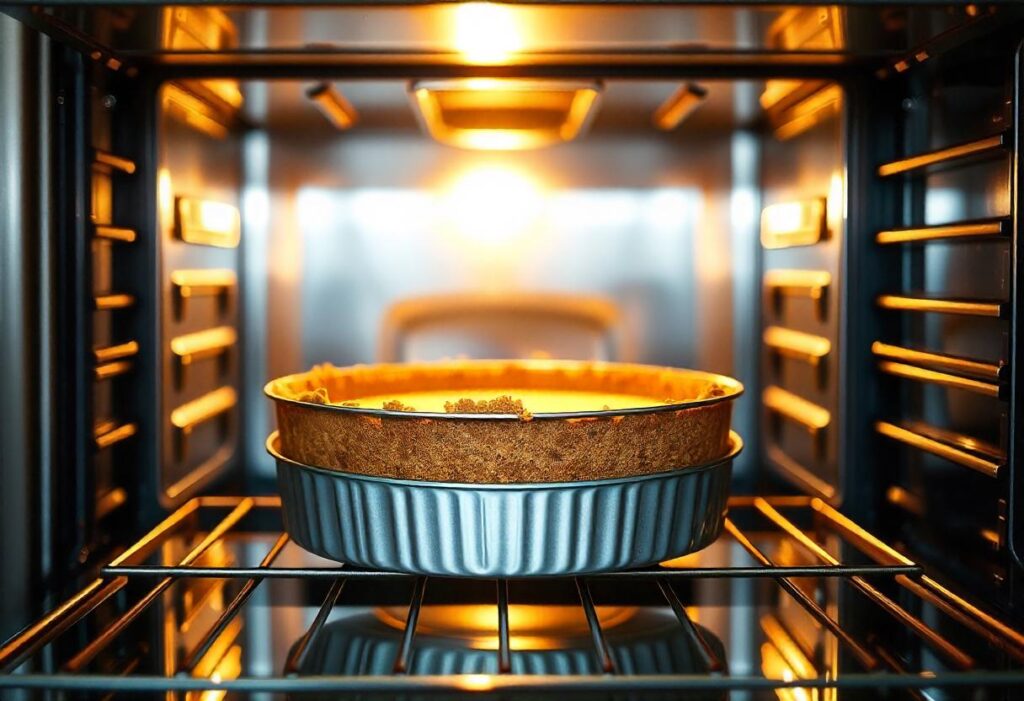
xmin=2 ymin=2 xmax=1024 ymax=697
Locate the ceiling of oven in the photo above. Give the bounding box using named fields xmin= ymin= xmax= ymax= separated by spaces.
xmin=39 ymin=2 xmax=994 ymax=65
xmin=256 ymin=79 xmax=757 ymax=135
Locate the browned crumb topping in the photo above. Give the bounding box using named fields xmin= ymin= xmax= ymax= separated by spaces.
xmin=382 ymin=399 xmax=416 ymax=412
xmin=698 ymin=383 xmax=727 ymax=399
xmin=665 ymin=382 xmax=726 ymax=404
xmin=445 ymin=395 xmax=525 ymax=415
xmin=296 ymin=387 xmax=331 ymax=405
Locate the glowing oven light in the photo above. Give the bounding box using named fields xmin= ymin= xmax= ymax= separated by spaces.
xmin=444 ymin=166 xmax=543 ymax=244
xmin=453 ymin=3 xmax=522 ymax=64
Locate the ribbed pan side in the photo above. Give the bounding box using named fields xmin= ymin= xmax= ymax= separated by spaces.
xmin=271 ymin=432 xmax=739 ymax=577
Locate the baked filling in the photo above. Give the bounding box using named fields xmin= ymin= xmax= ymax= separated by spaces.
xmin=346 ymin=388 xmax=669 ymax=413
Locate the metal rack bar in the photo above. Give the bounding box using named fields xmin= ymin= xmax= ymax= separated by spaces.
xmin=100 ymin=563 xmax=921 ymax=580
xmin=94 ymin=360 xmax=133 ymax=381
xmin=0 ymin=499 xmax=209 ymax=672
xmin=62 ymin=499 xmax=254 ymax=673
xmin=875 ymin=217 xmax=1008 ymax=245
xmin=877 ymin=133 xmax=1007 ymax=177
xmin=171 ymin=326 xmax=237 ymax=366
xmin=93 ymin=293 xmax=135 ymax=311
xmin=753 ymin=499 xmax=974 ymax=670
xmin=8 ymin=671 xmax=1024 ymax=694
xmin=763 ymin=269 xmax=831 ymax=320
xmin=657 ymin=579 xmax=723 ymax=672
xmin=93 ymin=224 xmax=137 ymax=243
xmin=393 ymin=577 xmax=428 ymax=674
xmin=811 ymin=500 xmax=1024 ymax=662
xmin=93 ymin=341 xmax=139 ymax=364
xmin=283 ymin=576 xmax=347 ymax=675
xmin=876 ymin=295 xmax=1006 ymax=318
xmin=877 ymin=360 xmax=1002 ymax=398
xmin=0 ymin=578 xmax=126 ymax=674
xmin=180 ymin=532 xmax=291 ymax=674
xmin=93 ymin=149 xmax=136 ymax=174
xmin=722 ymin=519 xmax=879 ymax=671
xmin=871 ymin=341 xmax=1005 ymax=381
xmin=875 ymin=421 xmax=1002 ymax=478
xmin=94 ymin=488 xmax=127 ymax=520
xmin=575 ymin=578 xmax=617 ymax=674
xmin=94 ymin=422 xmax=136 ymax=450
xmin=496 ymin=580 xmax=511 ymax=674
xmin=869 ymin=638 xmax=932 ymax=701
xmin=763 ymin=385 xmax=831 ymax=433
xmin=763 ymin=326 xmax=831 ymax=366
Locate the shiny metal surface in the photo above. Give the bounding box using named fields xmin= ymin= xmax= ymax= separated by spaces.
xmin=298 ymin=608 xmax=724 ymax=677
xmin=270 ymin=431 xmax=740 ymax=577
xmin=0 ymin=13 xmax=43 ymax=650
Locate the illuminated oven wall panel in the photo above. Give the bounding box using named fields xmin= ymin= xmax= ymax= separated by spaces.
xmin=759 ymin=86 xmax=846 ymax=503
xmin=157 ymin=82 xmax=242 ymax=507
xmin=872 ymin=35 xmax=1015 ymax=603
xmin=242 ymin=82 xmax=760 ymax=481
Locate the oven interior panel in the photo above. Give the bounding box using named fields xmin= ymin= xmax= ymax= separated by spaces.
xmin=870 ymin=29 xmax=1019 ymax=609
xmin=156 ymin=78 xmax=243 ymax=508
xmin=759 ymin=81 xmax=845 ymax=503
xmin=6 ymin=3 xmax=1024 ymax=697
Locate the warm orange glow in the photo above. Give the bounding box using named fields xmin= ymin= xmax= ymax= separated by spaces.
xmin=375 ymin=605 xmax=637 ymax=650
xmin=452 ymin=3 xmax=521 ymax=64
xmin=458 ymin=674 xmax=496 ymax=692
xmin=199 ymin=644 xmax=242 ymax=701
xmin=444 ymin=166 xmax=542 ymax=244
xmin=162 ymin=83 xmax=231 ymax=139
xmin=411 ymin=79 xmax=601 ymax=151
xmin=760 ymin=198 xmax=826 ymax=249
xmin=176 ymin=197 xmax=241 ymax=248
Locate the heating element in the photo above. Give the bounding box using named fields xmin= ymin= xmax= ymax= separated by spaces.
xmin=2 ymin=495 xmax=1023 ymax=695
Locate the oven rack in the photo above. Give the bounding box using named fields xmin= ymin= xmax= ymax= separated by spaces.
xmin=2 ymin=494 xmax=1024 ymax=695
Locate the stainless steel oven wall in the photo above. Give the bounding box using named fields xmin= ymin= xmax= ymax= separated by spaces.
xmin=867 ymin=32 xmax=1021 ymax=607
xmin=240 ymin=79 xmax=762 ymax=484
xmin=0 ymin=12 xmax=47 ymax=645
xmin=759 ymin=84 xmax=846 ymax=503
xmin=155 ymin=82 xmax=243 ymax=507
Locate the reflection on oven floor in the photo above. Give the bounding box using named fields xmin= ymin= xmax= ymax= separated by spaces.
xmin=299 ymin=606 xmax=725 ymax=676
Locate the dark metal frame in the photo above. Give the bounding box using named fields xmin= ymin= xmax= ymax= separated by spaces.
xmin=2 ymin=495 xmax=1023 ymax=693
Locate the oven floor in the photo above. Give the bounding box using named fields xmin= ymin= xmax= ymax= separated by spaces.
xmin=2 ymin=495 xmax=1023 ymax=698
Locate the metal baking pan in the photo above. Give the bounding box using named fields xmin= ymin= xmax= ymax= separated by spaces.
xmin=269 ymin=430 xmax=741 ymax=577
xmin=266 ymin=359 xmax=743 ymax=483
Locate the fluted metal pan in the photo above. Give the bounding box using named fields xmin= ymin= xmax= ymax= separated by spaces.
xmin=269 ymin=430 xmax=741 ymax=577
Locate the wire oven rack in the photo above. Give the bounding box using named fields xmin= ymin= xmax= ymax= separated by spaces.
xmin=2 ymin=495 xmax=1024 ymax=696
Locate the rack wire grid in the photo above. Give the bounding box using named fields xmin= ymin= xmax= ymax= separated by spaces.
xmin=2 ymin=494 xmax=1024 ymax=696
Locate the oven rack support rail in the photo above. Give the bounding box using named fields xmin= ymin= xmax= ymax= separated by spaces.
xmin=2 ymin=495 xmax=1024 ymax=694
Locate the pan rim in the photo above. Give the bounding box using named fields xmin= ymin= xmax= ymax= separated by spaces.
xmin=264 ymin=359 xmax=744 ymax=421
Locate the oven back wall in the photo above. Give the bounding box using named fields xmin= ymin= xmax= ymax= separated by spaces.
xmin=243 ymin=93 xmax=761 ymax=483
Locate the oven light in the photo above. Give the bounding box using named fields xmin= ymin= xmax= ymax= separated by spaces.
xmin=453 ymin=2 xmax=521 ymax=64
xmin=445 ymin=166 xmax=542 ymax=244
xmin=176 ymin=197 xmax=241 ymax=248
xmin=307 ymin=83 xmax=358 ymax=130
xmin=760 ymin=198 xmax=826 ymax=249
xmin=652 ymin=83 xmax=708 ymax=131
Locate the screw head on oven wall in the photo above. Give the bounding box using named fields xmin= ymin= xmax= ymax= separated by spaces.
xmin=102 ymin=95 xmax=117 ymax=109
